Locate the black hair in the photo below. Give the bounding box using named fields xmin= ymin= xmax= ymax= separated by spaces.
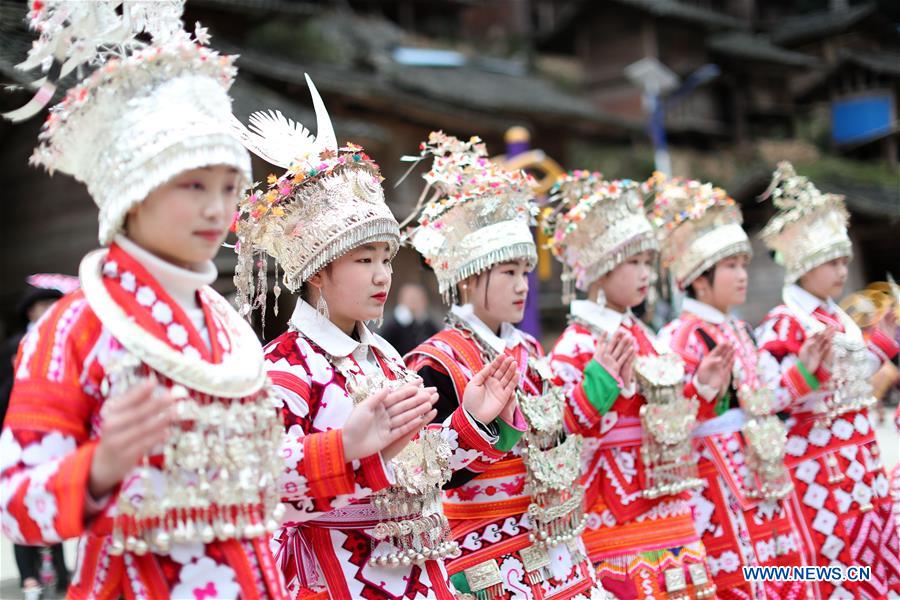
xmin=685 ymin=265 xmax=716 ymax=299
xmin=455 ymin=270 xmax=492 ymax=307
xmin=300 ymin=264 xmax=333 ymax=303
xmin=17 ymin=286 xmax=64 ymax=328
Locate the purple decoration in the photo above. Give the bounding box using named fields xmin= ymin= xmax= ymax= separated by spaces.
xmin=506 ymin=130 xmax=541 ymax=339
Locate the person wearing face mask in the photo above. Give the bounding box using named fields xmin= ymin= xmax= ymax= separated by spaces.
xmin=404 ymin=135 xmax=609 ymax=600
xmin=754 ymin=162 xmax=899 ymax=599
xmin=651 ymin=176 xmax=808 ymax=599
xmin=380 ymin=283 xmax=439 ymax=356
xmin=545 ymin=172 xmax=726 ymax=599
xmin=233 ymin=100 xmax=518 ymax=599
xmin=0 ymin=2 xmax=291 ymax=597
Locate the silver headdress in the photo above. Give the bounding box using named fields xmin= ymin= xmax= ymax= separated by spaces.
xmin=759 ymin=162 xmax=851 ymax=284
xmin=544 ymin=171 xmax=658 ymax=302
xmin=647 ymin=173 xmax=752 ymax=290
xmin=403 ymin=132 xmax=538 ymax=304
xmin=231 ymin=75 xmax=399 ymax=316
xmin=5 ymin=0 xmax=251 ymax=245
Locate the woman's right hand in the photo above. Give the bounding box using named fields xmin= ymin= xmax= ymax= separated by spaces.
xmin=798 ymin=328 xmax=833 ymax=374
xmin=592 ymin=330 xmax=635 ymax=384
xmin=89 ymin=378 xmax=175 ymax=499
xmin=462 ymin=355 xmax=519 ymax=424
xmin=342 ymin=384 xmax=437 ymax=462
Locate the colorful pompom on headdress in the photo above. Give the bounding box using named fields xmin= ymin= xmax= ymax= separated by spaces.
xmin=543 ymin=170 xmax=658 ymax=302
xmin=403 ymin=132 xmax=537 ymax=304
xmin=647 ymin=173 xmax=751 ymax=290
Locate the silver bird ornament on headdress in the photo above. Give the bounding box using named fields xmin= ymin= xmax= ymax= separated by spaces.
xmin=229 ymin=74 xmax=337 ymax=169
xmin=231 ymin=74 xmax=398 ymax=318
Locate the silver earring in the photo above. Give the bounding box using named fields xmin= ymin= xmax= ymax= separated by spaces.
xmin=595 ymin=288 xmax=606 ymax=309
xmin=316 ymin=292 xmax=329 ymax=320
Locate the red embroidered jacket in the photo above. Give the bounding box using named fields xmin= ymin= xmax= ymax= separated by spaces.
xmin=265 ymin=304 xmax=502 ymax=599
xmin=0 ymin=244 xmax=287 ymax=600
xmin=406 ymin=321 xmax=602 ymax=598
xmin=756 ymin=299 xmax=898 ymax=466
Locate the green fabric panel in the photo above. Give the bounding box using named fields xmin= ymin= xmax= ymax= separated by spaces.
xmin=581 ymin=359 xmax=621 ymax=416
xmin=493 ymin=416 xmax=525 ymax=452
xmin=796 ymin=361 xmax=821 ymax=391
xmin=450 ymin=571 xmax=471 ymax=594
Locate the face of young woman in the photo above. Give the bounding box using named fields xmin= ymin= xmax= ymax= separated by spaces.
xmin=125 ymin=165 xmax=242 ymax=268
xmin=311 ymin=242 xmax=394 ymax=327
xmin=694 ymin=254 xmax=749 ymax=311
xmin=799 ymin=256 xmax=849 ymax=300
xmin=465 ymin=260 xmax=531 ymax=329
xmin=601 ymin=251 xmax=654 ymax=311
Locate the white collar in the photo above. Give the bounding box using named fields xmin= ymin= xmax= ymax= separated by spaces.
xmin=570 ymin=299 xmax=632 ymax=333
xmin=115 ymin=235 xmax=216 ymax=310
xmin=784 ymin=283 xmax=838 ymax=316
xmin=289 ymin=299 xmax=397 ymax=359
xmin=680 ymin=298 xmax=729 ymax=325
xmin=450 ymin=304 xmax=526 ymax=355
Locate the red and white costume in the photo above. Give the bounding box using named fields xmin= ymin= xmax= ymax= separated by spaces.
xmin=1 ymin=2 xmax=289 ymax=597
xmin=754 ymin=162 xmax=900 ymax=598
xmin=1 ymin=239 xmax=287 ymax=599
xmin=891 ymin=404 xmax=900 ymax=526
xmin=660 ymin=298 xmax=809 ymax=599
xmin=550 ymin=301 xmax=715 ymax=599
xmin=756 ymin=285 xmax=900 ymax=598
xmin=265 ymin=300 xmax=504 ymax=598
xmin=407 ymin=305 xmax=604 ymax=600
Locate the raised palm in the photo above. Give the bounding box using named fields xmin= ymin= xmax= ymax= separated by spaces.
xmin=798 ymin=328 xmax=833 ymax=374
xmin=594 ymin=330 xmax=636 ymax=386
xmin=696 ymin=342 xmax=736 ymax=396
xmin=463 ymin=355 xmax=519 ymax=423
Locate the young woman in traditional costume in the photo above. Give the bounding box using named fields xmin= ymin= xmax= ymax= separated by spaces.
xmin=840 ymin=279 xmax=900 ymax=529
xmin=755 ymin=162 xmax=899 ymax=598
xmin=545 ymin=172 xmax=721 ymax=599
xmin=404 ymin=135 xmax=609 ymax=600
xmin=232 ymin=99 xmax=519 ymax=598
xmin=651 ymin=175 xmax=808 ymax=599
xmin=1 ymin=2 xmax=289 ymax=597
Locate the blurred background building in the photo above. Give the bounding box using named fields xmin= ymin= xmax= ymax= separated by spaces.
xmin=1 ymin=0 xmax=899 ymax=343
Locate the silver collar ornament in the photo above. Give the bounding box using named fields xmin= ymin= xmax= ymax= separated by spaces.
xmin=81 ymin=250 xmax=284 ymax=555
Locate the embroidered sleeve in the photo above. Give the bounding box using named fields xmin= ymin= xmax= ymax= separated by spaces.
xmin=755 ymin=311 xmax=827 ymax=411
xmin=1 ymin=296 xmax=103 ymax=545
xmin=549 ymin=326 xmax=622 ymax=437
xmin=866 ymin=328 xmax=899 ymax=366
xmin=266 ymin=336 xmax=392 ymax=521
